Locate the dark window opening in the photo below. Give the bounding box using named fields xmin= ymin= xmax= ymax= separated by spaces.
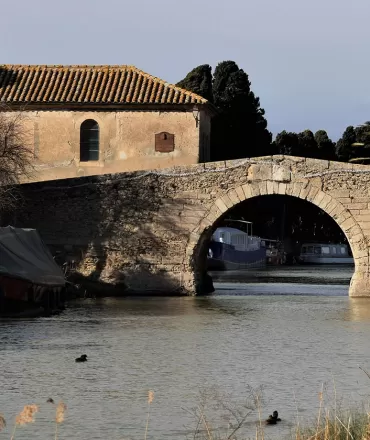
xmin=80 ymin=119 xmax=99 ymax=161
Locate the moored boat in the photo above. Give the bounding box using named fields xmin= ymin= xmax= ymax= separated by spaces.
xmin=207 ymin=223 xmax=266 ymax=271
xmin=298 ymin=243 xmax=354 ymax=264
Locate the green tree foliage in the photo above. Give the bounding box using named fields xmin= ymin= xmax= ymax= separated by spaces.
xmin=176 ymin=64 xmax=213 ymax=102
xmin=351 ymin=122 xmax=370 ymax=164
xmin=314 ymin=130 xmax=336 ymax=160
xmin=335 ymin=126 xmax=356 ymax=162
xmin=177 ymin=61 xmax=271 ymax=161
xmin=211 ymin=61 xmax=271 ymax=160
xmin=297 ymin=130 xmax=317 ymax=158
xmin=274 ymin=129 xmax=336 ymax=160
xmin=273 ymin=131 xmax=300 ymax=156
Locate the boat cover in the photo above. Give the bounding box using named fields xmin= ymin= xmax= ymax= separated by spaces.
xmin=0 ymin=226 xmax=65 ymax=286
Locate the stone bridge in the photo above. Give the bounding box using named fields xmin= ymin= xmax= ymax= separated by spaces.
xmin=15 ymin=155 xmax=370 ymax=297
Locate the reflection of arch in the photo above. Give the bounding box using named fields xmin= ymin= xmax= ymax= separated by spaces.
xmin=80 ymin=119 xmax=99 ymax=161
xmin=187 ymin=181 xmax=368 ymax=297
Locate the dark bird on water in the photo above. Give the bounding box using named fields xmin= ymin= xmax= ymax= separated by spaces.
xmin=46 ymin=398 xmax=54 ymax=404
xmin=265 ymin=411 xmax=281 ymax=424
xmin=75 ymin=354 xmax=88 ymax=362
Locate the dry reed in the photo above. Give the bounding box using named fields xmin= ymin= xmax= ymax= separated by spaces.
xmin=54 ymin=401 xmax=67 ymax=440
xmin=11 ymin=404 xmax=38 ymax=440
xmin=0 ymin=413 xmax=5 ymax=432
xmin=144 ymin=390 xmax=154 ymax=440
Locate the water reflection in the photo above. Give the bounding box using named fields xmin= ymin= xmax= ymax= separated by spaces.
xmin=347 ymin=299 xmax=370 ymax=322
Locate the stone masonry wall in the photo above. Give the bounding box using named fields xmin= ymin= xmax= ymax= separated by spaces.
xmin=14 ymin=155 xmax=370 ymax=296
xmin=17 ymin=108 xmax=210 ymax=183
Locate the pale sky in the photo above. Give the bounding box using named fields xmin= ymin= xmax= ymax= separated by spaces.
xmin=2 ymin=0 xmax=369 ymax=140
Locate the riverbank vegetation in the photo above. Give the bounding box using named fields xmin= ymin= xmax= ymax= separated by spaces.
xmin=1 ymin=386 xmax=370 ymax=440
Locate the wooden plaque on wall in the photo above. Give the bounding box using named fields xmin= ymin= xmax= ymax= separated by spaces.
xmin=155 ymin=132 xmax=175 ymax=152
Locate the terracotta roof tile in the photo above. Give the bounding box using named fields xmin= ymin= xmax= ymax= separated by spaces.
xmin=0 ymin=65 xmax=207 ymax=105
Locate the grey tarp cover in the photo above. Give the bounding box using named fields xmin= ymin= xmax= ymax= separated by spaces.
xmin=0 ymin=226 xmax=65 ymax=286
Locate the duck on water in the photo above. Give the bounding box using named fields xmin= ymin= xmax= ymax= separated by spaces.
xmin=75 ymin=354 xmax=88 ymax=362
xmin=266 ymin=411 xmax=281 ymax=424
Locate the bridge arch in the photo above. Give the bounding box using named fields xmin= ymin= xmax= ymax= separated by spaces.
xmin=187 ymin=180 xmax=369 ymax=297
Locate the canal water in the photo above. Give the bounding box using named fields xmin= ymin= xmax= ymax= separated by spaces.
xmin=1 ymin=266 xmax=370 ymax=440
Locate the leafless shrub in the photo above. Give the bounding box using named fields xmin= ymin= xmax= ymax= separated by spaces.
xmin=184 ymin=385 xmax=265 ymax=440
xmin=0 ymin=103 xmax=34 ymax=211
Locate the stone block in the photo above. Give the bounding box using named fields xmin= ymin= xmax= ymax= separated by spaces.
xmin=235 ymin=186 xmax=246 ymax=201
xmin=318 ymin=194 xmax=333 ymax=211
xmin=247 ymin=164 xmax=272 ymax=181
xmin=341 ymin=217 xmax=356 ymax=232
xmin=337 ymin=198 xmax=352 ymax=205
xmin=348 ymin=231 xmax=364 ymax=244
xmin=312 ymin=190 xmax=325 ymax=207
xmin=357 ymin=215 xmax=370 ymax=222
xmin=290 ymin=182 xmax=303 ymax=198
xmin=266 ymin=181 xmax=274 ymax=195
xmin=258 ymin=181 xmax=268 ymax=195
xmin=272 ymin=181 xmax=280 ymax=194
xmin=299 ymin=185 xmax=310 ymax=200
xmin=242 ymin=184 xmax=253 ymax=199
xmin=309 ymin=177 xmax=323 ymax=189
xmin=227 ymin=189 xmax=241 ymax=205
xmin=330 ymin=205 xmax=346 ymax=221
xmin=354 ymin=248 xmax=369 ymax=259
xmin=272 ymin=165 xmax=291 ymax=182
xmin=359 ymin=209 xmax=370 ymax=215
xmin=278 ymin=182 xmax=287 ymax=195
xmin=306 ymin=186 xmax=320 ymax=202
xmin=328 ymin=189 xmax=350 ymax=198
xmin=250 ymin=184 xmax=261 ymax=197
xmin=285 ymin=183 xmax=294 ymax=196
xmin=215 ymin=198 xmax=228 ymax=213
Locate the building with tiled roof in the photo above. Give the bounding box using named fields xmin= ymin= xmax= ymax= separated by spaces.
xmin=0 ymin=65 xmax=213 ymax=182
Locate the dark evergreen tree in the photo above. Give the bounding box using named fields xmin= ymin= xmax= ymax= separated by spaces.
xmin=336 ymin=126 xmax=356 ymax=162
xmin=314 ymin=130 xmax=336 ymax=160
xmin=273 ymin=131 xmax=300 ymax=156
xmin=178 ymin=61 xmax=271 ymax=161
xmin=176 ymin=64 xmax=213 ymax=102
xmin=297 ymin=130 xmax=317 ymax=158
xmin=210 ymin=61 xmax=271 ymax=160
xmin=351 ymin=122 xmax=370 ymax=163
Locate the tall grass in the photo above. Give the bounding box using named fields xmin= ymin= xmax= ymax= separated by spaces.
xmin=293 ymin=408 xmax=369 ymax=440
xmin=0 ymin=386 xmax=370 ymax=439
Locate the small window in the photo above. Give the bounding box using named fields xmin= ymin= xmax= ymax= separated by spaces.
xmin=302 ymin=246 xmax=307 ymax=254
xmin=332 ymin=247 xmax=337 ymax=254
xmin=155 ymin=132 xmax=175 ymax=152
xmin=314 ymin=247 xmax=321 ymax=255
xmin=322 ymin=246 xmax=330 ymax=254
xmin=80 ymin=119 xmax=99 ymax=161
xmin=307 ymin=246 xmax=314 ymax=254
xmin=341 ymin=247 xmax=346 ymax=254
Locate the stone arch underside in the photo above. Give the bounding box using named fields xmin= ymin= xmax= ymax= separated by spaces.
xmin=187 ymin=180 xmax=369 ymax=297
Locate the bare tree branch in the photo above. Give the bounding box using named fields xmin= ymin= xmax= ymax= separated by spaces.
xmin=0 ymin=102 xmax=34 ymax=212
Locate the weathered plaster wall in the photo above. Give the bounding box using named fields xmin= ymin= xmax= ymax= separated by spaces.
xmin=15 ymin=155 xmax=370 ymax=297
xmin=18 ymin=109 xmax=209 ymax=182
